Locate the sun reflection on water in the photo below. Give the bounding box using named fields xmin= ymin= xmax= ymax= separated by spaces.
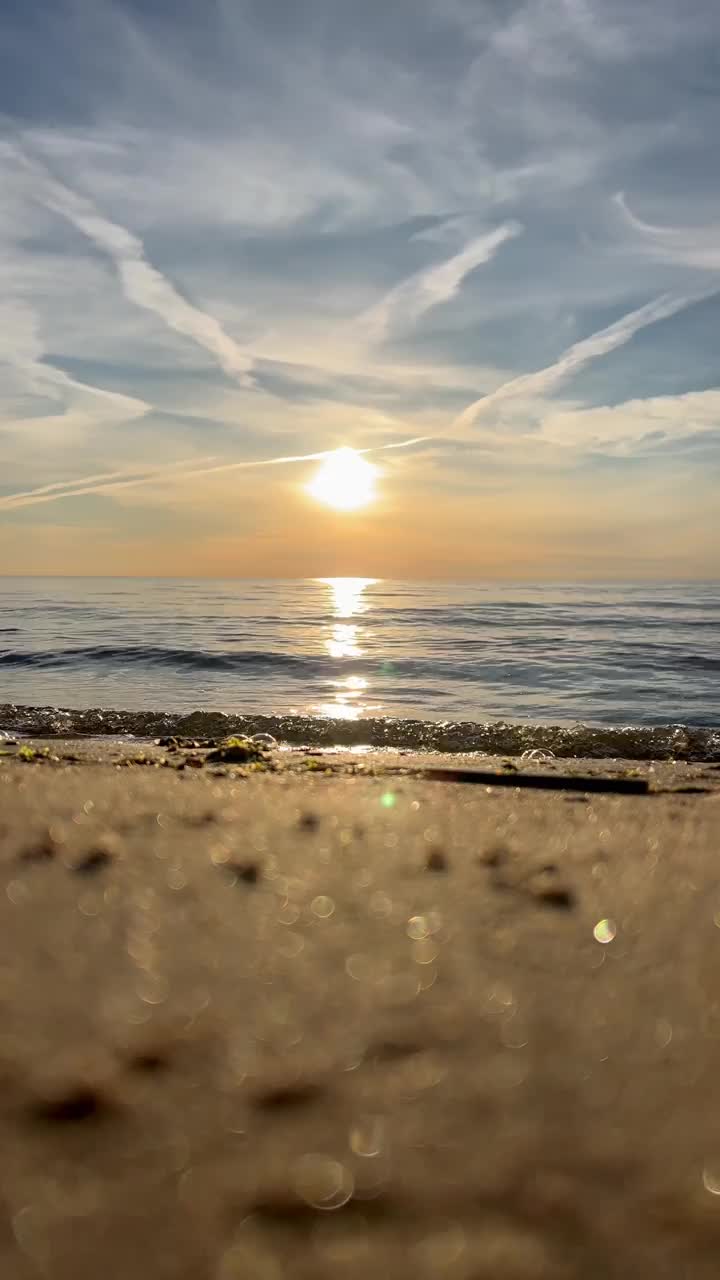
xmin=326 ymin=624 xmax=362 ymax=660
xmin=315 ymin=578 xmax=380 ymax=719
xmin=319 ymin=577 xmax=376 ymax=618
xmin=318 ymin=676 xmax=374 ymax=720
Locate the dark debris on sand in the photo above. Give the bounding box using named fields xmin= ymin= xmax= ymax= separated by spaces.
xmin=225 ymin=859 xmax=261 ymax=885
xmin=27 ymin=1085 xmax=116 ymax=1126
xmin=72 ymin=847 xmax=114 ymax=875
xmin=425 ymin=847 xmax=449 ymax=872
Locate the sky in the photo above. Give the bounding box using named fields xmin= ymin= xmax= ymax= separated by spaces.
xmin=0 ymin=0 xmax=718 ymax=579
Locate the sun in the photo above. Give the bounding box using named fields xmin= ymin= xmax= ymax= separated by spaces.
xmin=306 ymin=447 xmax=377 ymax=511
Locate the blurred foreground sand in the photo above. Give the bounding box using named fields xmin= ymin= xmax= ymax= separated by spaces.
xmin=1 ymin=741 xmax=719 ymax=1279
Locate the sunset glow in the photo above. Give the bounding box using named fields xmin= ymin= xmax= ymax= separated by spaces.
xmin=307 ymin=449 xmax=377 ymax=512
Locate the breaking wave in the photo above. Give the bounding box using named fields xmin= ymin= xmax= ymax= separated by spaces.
xmin=1 ymin=703 xmax=718 ymax=761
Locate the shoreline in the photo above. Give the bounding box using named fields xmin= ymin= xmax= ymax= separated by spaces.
xmin=2 ymin=702 xmax=719 ymax=762
xmin=3 ymin=733 xmax=720 ymax=786
xmin=1 ymin=742 xmax=719 ymax=1276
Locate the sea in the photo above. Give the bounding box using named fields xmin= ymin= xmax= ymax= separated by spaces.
xmin=1 ymin=577 xmax=719 ymax=760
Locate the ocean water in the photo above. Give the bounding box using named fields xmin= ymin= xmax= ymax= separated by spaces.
xmin=1 ymin=577 xmax=719 ymax=759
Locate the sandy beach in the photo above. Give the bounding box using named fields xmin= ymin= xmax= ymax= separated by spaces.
xmin=1 ymin=738 xmax=720 ymax=1278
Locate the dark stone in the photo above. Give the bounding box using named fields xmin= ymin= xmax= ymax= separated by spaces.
xmin=251 ymin=1082 xmax=324 ymax=1110
xmin=29 ymin=1086 xmax=112 ymax=1124
xmin=227 ymin=860 xmax=260 ymax=885
xmin=481 ymin=845 xmax=506 ymax=868
xmin=426 ymin=847 xmax=448 ymax=872
xmin=19 ymin=834 xmax=56 ymax=863
xmin=128 ymin=1051 xmax=169 ymax=1074
xmin=537 ymin=887 xmax=576 ymax=910
xmin=73 ymin=848 xmax=113 ymax=875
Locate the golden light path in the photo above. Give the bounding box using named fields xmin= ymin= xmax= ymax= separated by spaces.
xmin=315 ymin=578 xmax=379 ymax=719
xmin=306 ymin=447 xmax=378 ymax=511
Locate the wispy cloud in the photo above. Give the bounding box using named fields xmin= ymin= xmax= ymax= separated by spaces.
xmin=13 ymin=358 xmax=148 ymax=425
xmin=359 ymin=223 xmax=521 ymax=342
xmin=0 ymin=458 xmax=217 ymax=505
xmin=615 ymin=192 xmax=720 ymax=270
xmin=7 ymin=145 xmax=256 ymax=387
xmin=1 ymin=0 xmax=719 ymax=574
xmin=0 ymin=437 xmax=428 ymax=511
xmin=537 ymin=388 xmax=720 ymax=454
xmin=0 ymin=299 xmax=148 ymax=429
xmin=454 ymin=289 xmax=716 ymax=431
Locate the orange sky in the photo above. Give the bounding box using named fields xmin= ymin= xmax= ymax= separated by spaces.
xmin=2 ymin=449 xmax=717 ymax=579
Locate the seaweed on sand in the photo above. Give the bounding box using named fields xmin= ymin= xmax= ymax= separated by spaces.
xmin=205 ymin=736 xmax=268 ymax=764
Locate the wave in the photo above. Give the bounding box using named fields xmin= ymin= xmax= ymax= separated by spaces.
xmin=4 ymin=644 xmax=719 ymax=690
xmin=369 ymin=603 xmax=720 ymax=626
xmin=0 ymin=645 xmax=317 ymax=673
xmin=1 ymin=703 xmax=718 ymax=761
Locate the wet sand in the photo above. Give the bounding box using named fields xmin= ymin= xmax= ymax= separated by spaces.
xmin=1 ymin=739 xmax=720 ymax=1278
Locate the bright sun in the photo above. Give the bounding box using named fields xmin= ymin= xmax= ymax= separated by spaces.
xmin=307 ymin=447 xmax=377 ymax=511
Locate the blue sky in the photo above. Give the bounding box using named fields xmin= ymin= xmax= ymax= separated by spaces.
xmin=0 ymin=0 xmax=718 ymax=577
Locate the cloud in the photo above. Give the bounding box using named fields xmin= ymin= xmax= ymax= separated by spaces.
xmin=359 ymin=222 xmax=521 ymax=341
xmin=537 ymin=387 xmax=720 ymax=454
xmin=13 ymin=358 xmax=147 ymax=424
xmin=615 ymin=192 xmax=720 ymax=270
xmin=0 ymin=458 xmax=218 ymax=506
xmin=0 ymin=299 xmax=148 ymax=433
xmin=1 ymin=0 xmax=719 ymax=575
xmin=454 ymin=288 xmax=717 ymax=430
xmin=7 ymin=145 xmax=256 ymax=388
xmin=0 ymin=436 xmax=428 ymax=511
